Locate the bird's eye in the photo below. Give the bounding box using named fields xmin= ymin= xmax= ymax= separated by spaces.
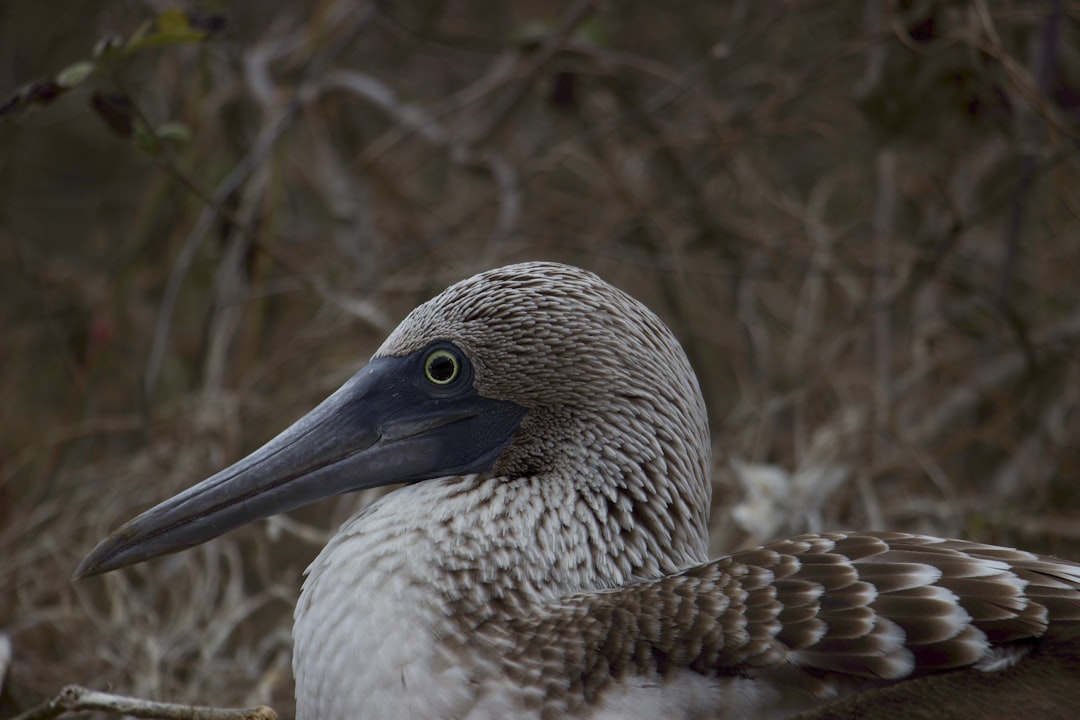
xmin=424 ymin=348 xmax=461 ymax=385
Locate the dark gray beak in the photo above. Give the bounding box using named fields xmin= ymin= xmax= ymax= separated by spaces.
xmin=75 ymin=349 xmax=525 ymax=578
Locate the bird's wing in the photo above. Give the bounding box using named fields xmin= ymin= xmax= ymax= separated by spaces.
xmin=502 ymin=531 xmax=1080 ymax=711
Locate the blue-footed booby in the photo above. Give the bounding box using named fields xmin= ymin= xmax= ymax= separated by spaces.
xmin=78 ymin=262 xmax=1080 ymax=719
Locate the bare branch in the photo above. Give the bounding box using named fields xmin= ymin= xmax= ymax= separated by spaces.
xmin=11 ymin=685 xmax=277 ymax=720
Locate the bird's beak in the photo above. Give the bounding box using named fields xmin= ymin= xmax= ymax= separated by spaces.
xmin=74 ymin=354 xmax=526 ymax=578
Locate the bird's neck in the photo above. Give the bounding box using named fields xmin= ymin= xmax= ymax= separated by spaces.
xmin=286 ymin=476 xmax=593 ymax=719
xmin=291 ymin=470 xmax=709 ymax=719
xmin=311 ymin=473 xmax=685 ymax=607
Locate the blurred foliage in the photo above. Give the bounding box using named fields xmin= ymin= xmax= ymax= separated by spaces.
xmin=2 ymin=0 xmax=1080 ymax=717
xmin=0 ymin=9 xmax=220 ymax=131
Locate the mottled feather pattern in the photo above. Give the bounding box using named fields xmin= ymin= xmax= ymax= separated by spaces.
xmin=378 ymin=263 xmax=713 ymax=577
xmin=464 ymin=530 xmax=1077 ymax=717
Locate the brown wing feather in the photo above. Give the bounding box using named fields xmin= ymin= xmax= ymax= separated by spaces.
xmin=499 ymin=531 xmax=1080 ymax=715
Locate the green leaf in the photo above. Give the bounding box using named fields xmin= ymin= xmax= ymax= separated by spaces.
xmin=510 ymin=19 xmax=554 ymax=49
xmin=156 ymin=10 xmax=193 ymax=35
xmin=131 ymin=118 xmax=160 ymax=156
xmin=572 ymin=17 xmax=607 ymax=46
xmin=155 ymin=121 xmax=192 ymax=145
xmin=92 ymin=34 xmax=126 ymax=61
xmin=55 ymin=61 xmax=96 ymax=89
xmin=126 ymin=11 xmax=206 ymax=53
xmin=126 ymin=29 xmax=207 ymax=53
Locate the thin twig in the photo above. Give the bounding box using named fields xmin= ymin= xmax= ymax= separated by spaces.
xmin=11 ymin=685 xmax=277 ymax=720
xmin=143 ymin=1 xmax=384 ymax=408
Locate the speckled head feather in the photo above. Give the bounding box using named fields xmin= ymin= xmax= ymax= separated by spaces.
xmin=377 ymin=262 xmax=712 ymax=572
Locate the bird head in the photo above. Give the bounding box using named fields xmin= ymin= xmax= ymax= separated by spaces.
xmin=76 ymin=262 xmax=710 ymax=578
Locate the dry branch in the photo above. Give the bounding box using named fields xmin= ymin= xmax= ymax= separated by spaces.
xmin=11 ymin=685 xmax=277 ymax=720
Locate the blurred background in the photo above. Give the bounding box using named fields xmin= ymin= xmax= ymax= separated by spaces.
xmin=2 ymin=0 xmax=1080 ymax=717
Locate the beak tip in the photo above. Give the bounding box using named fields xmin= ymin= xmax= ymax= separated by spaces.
xmin=73 ymin=529 xmax=138 ymax=580
xmin=72 ymin=554 xmax=102 ymax=581
xmin=71 ymin=559 xmax=95 ymax=581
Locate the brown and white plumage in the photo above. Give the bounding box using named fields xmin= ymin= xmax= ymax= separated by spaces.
xmin=78 ymin=262 xmax=1080 ymax=719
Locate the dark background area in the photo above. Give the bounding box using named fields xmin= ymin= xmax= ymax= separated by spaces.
xmin=2 ymin=1 xmax=1080 ymax=717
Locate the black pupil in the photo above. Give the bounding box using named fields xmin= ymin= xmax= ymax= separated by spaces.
xmin=430 ymin=355 xmax=456 ymax=382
